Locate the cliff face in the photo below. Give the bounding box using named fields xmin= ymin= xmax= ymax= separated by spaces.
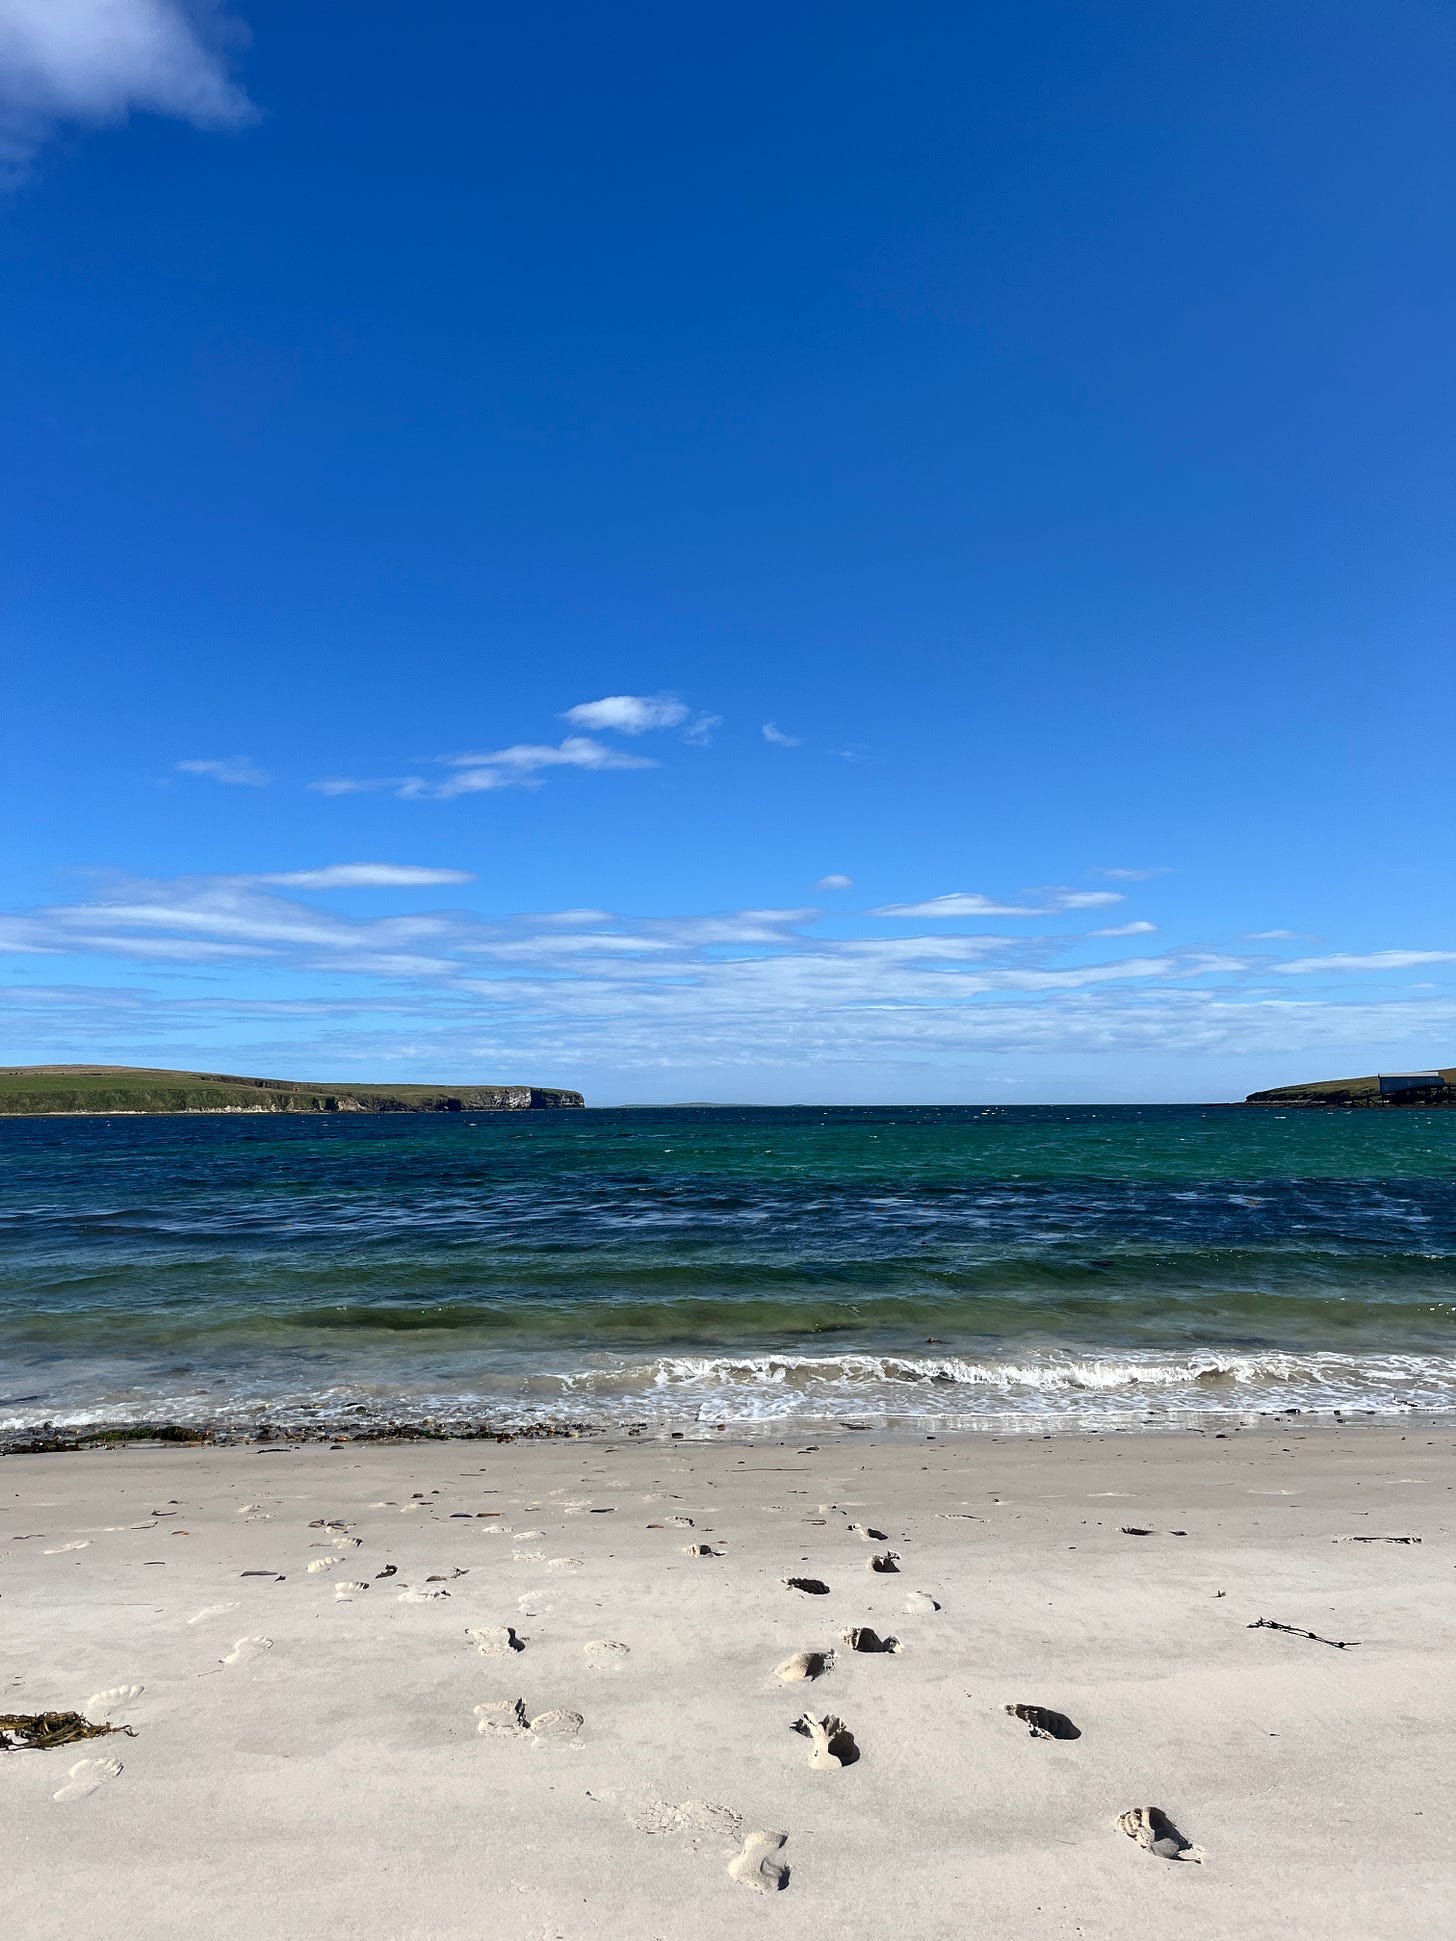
xmin=0 ymin=1067 xmax=585 ymax=1116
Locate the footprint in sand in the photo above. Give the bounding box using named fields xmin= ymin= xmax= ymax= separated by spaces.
xmin=1006 ymin=1703 xmax=1079 ymax=1740
xmin=583 ymin=1640 xmax=629 ymax=1671
xmin=784 ymin=1576 xmax=830 ymax=1596
xmin=187 ymin=1602 xmax=238 ymax=1625
xmin=474 ymin=1700 xmax=583 ymax=1743
xmin=221 ymin=1636 xmax=273 ymax=1666
xmin=43 ymin=1540 xmax=89 ymax=1554
xmin=791 ymin=1713 xmax=858 ymax=1768
xmin=1117 ymin=1806 xmax=1205 ymax=1861
xmin=397 ymin=1585 xmax=451 ymax=1603
xmin=867 ymin=1551 xmax=900 ymax=1574
xmin=842 ymin=1627 xmax=901 ymax=1654
xmin=846 ymin=1523 xmax=887 ymax=1542
xmin=682 ymin=1543 xmax=720 ymax=1558
xmin=307 ymin=1557 xmax=340 ymax=1574
xmin=903 ymin=1590 xmax=941 ymax=1614
xmin=621 ymin=1793 xmax=741 ymax=1847
xmin=545 ymin=1557 xmax=583 ymax=1571
xmin=775 ymin=1649 xmax=834 ymax=1681
xmin=85 ymin=1685 xmax=144 ymax=1718
xmin=728 ymin=1830 xmax=790 ymax=1892
xmin=468 ymin=1626 xmax=526 ymax=1656
xmin=53 ymin=1756 xmax=122 ymax=1803
xmin=333 ymin=1581 xmax=370 ymax=1599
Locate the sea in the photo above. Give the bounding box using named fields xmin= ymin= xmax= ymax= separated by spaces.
xmin=3 ymin=1104 xmax=1455 ymax=1439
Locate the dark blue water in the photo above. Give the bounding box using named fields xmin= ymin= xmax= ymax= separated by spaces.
xmin=3 ymin=1105 xmax=1455 ymax=1434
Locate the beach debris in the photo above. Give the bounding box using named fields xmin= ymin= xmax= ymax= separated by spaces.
xmin=867 ymin=1551 xmax=900 ymax=1574
xmin=1119 ymin=1525 xmax=1186 ymax=1537
xmin=1339 ymin=1535 xmax=1420 ymax=1544
xmin=1005 ymin=1703 xmax=1079 ymax=1741
xmin=239 ymin=1570 xmax=284 ymax=1579
xmin=1249 ymin=1618 xmax=1359 ymax=1649
xmin=775 ymin=1649 xmax=834 ymax=1682
xmin=728 ymin=1830 xmax=790 ymax=1892
xmin=374 ymin=1565 xmax=398 ymax=1579
xmin=784 ymin=1576 xmax=830 ymax=1595
xmin=0 ymin=1711 xmax=133 ymax=1752
xmin=842 ymin=1627 xmax=901 ymax=1654
xmin=1117 ymin=1806 xmax=1205 ymax=1862
xmin=53 ymin=1755 xmax=124 ymax=1802
xmin=467 ymin=1625 xmax=525 ymax=1656
xmin=791 ymin=1713 xmax=858 ymax=1768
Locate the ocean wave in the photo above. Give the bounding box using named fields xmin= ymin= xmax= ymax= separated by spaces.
xmin=11 ymin=1345 xmax=1456 ymax=1438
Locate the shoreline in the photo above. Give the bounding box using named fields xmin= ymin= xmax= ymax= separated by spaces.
xmin=5 ymin=1418 xmax=1453 ymax=1936
xmin=7 ymin=1400 xmax=1453 ymax=1458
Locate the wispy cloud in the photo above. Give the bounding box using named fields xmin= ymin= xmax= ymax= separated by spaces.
xmin=0 ymin=0 xmax=256 ymax=180
xmin=561 ymin=694 xmax=686 ymax=734
xmin=1243 ymin=929 xmax=1296 ymax=941
xmin=1092 ymin=920 xmax=1158 ymax=937
xmin=873 ymin=889 xmax=1125 ymax=919
xmin=816 ymin=874 xmax=854 ymax=890
xmin=260 ymin=864 xmax=475 ymax=890
xmin=3 ymin=868 xmax=1453 ymax=1086
xmin=312 ymin=695 xmax=720 ymax=799
xmin=1275 ymin=950 xmax=1456 ymax=975
xmin=176 ymin=757 xmax=270 ymax=787
xmin=1094 ymin=867 xmax=1171 ymax=881
xmin=762 ymin=722 xmax=800 ymax=747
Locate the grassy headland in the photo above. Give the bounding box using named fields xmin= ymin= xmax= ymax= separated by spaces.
xmin=1246 ymin=1067 xmax=1455 ymax=1107
xmin=0 ymin=1065 xmax=584 ymax=1115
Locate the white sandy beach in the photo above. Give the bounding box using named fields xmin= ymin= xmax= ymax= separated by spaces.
xmin=4 ymin=1421 xmax=1454 ymax=1939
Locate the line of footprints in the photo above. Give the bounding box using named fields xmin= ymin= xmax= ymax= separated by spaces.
xmin=471 ymin=1511 xmax=1206 ymax=1893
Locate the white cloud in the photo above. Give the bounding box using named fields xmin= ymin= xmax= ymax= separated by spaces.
xmin=762 ymin=722 xmax=799 ymax=747
xmin=1094 ymin=866 xmax=1171 ymax=882
xmin=261 ymin=865 xmax=475 ymax=891
xmin=176 ymin=757 xmax=270 ymax=786
xmin=1243 ymin=929 xmax=1296 ymax=941
xmin=561 ymin=694 xmax=687 ymax=734
xmin=816 ymin=874 xmax=854 ymax=890
xmin=1275 ymin=950 xmax=1456 ymax=975
xmin=0 ymin=0 xmax=256 ymax=177
xmin=8 ymin=867 xmax=1456 ymax=1088
xmin=1091 ymin=920 xmax=1158 ymax=937
xmin=875 ymin=890 xmax=1127 ymax=920
xmin=875 ymin=893 xmax=1044 ymax=919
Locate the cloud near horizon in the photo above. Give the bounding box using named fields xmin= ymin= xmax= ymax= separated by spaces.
xmin=2 ymin=867 xmax=1452 ymax=1084
xmin=0 ymin=0 xmax=256 ymax=178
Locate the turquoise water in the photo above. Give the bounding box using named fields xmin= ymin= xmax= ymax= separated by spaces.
xmin=2 ymin=1104 xmax=1455 ymax=1435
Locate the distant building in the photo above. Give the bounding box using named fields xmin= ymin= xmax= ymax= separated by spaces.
xmin=1377 ymin=1073 xmax=1444 ymax=1096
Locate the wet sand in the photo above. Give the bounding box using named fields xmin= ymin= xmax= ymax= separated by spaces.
xmin=4 ymin=1420 xmax=1454 ymax=1938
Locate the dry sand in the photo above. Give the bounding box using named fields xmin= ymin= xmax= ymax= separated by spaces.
xmin=3 ymin=1420 xmax=1454 ymax=1938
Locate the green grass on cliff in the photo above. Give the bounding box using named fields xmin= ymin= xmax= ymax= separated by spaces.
xmin=0 ymin=1066 xmax=583 ymax=1115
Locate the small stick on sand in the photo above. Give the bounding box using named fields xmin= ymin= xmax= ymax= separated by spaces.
xmin=1248 ymin=1618 xmax=1359 ymax=1649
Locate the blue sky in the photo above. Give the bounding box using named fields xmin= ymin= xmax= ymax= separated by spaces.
xmin=1 ymin=1 xmax=1453 ymax=1102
